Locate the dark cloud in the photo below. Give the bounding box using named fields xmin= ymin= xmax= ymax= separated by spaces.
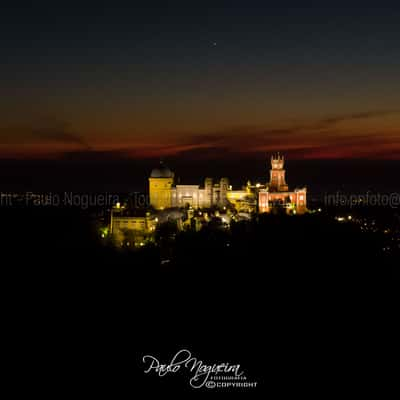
xmin=283 ymin=133 xmax=400 ymax=159
xmin=0 ymin=118 xmax=92 ymax=151
xmin=167 ymin=110 xmax=400 ymax=160
xmin=176 ymin=126 xmax=304 ymax=152
xmin=33 ymin=130 xmax=91 ymax=150
xmin=60 ymin=149 xmax=131 ymax=162
xmin=317 ymin=110 xmax=400 ymax=127
xmin=31 ymin=119 xmax=92 ymax=150
xmin=182 ymin=134 xmax=229 ymax=146
xmin=171 ymin=125 xmax=400 ymax=161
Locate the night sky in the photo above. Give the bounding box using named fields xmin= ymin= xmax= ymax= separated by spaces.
xmin=1 ymin=1 xmax=400 ymax=161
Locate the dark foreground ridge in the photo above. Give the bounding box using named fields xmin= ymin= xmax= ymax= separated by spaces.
xmin=2 ymin=206 xmax=398 ymax=394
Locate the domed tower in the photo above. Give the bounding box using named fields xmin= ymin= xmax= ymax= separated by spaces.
xmin=269 ymin=153 xmax=288 ymax=192
xmin=149 ymin=161 xmax=174 ymax=210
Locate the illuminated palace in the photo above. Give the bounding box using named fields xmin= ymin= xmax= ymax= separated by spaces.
xmin=148 ymin=154 xmax=307 ymax=214
xmin=110 ymin=154 xmax=306 ymax=245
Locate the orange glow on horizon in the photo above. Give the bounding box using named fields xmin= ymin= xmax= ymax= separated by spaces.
xmin=1 ymin=112 xmax=400 ymax=160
